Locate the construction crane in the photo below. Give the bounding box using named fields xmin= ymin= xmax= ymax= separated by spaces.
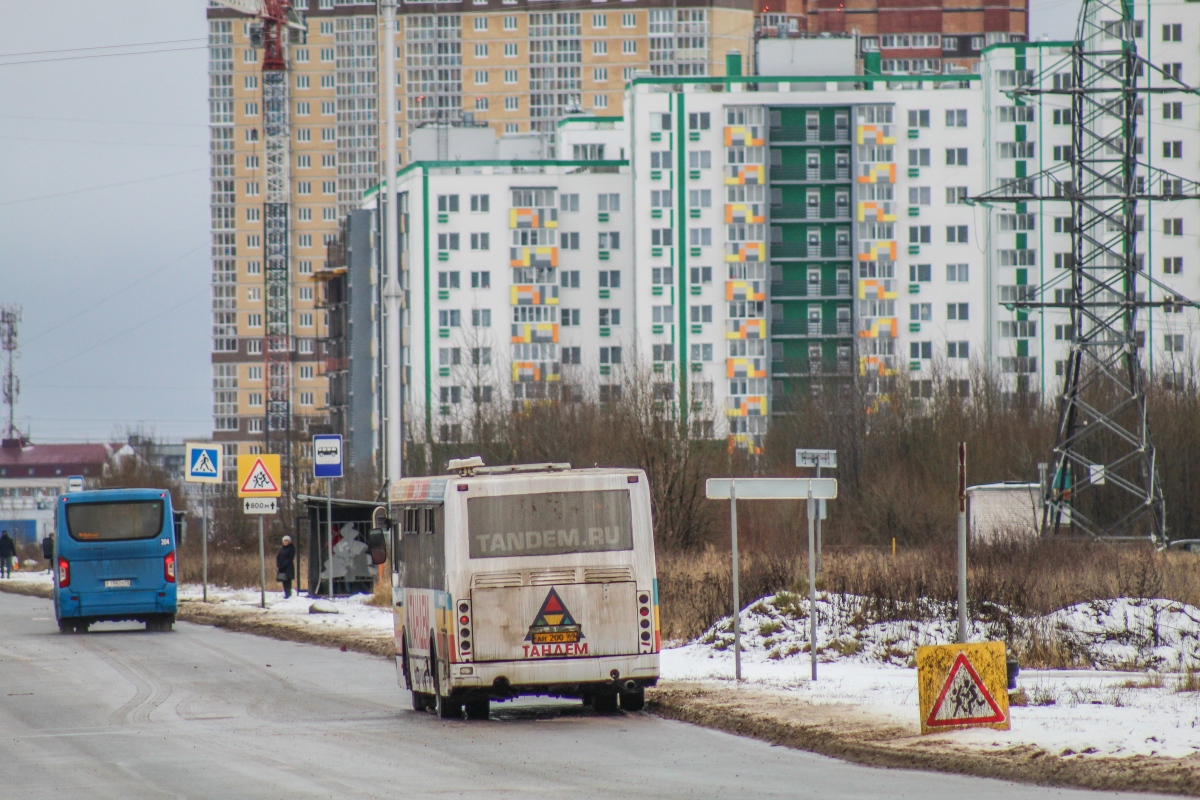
xmin=211 ymin=0 xmax=306 ymax=496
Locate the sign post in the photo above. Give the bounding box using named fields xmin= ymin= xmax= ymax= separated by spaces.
xmin=238 ymin=454 xmax=281 ymax=608
xmin=796 ymin=449 xmax=836 ymax=572
xmin=185 ymin=444 xmax=222 ymax=604
xmin=958 ymin=442 xmax=968 ymax=643
xmin=313 ymin=434 xmax=343 ymax=601
xmin=706 ymin=478 xmax=838 ymax=681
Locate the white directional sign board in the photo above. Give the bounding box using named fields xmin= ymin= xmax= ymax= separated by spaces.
xmin=705 ymin=477 xmax=838 ymax=500
xmin=66 ymin=476 xmax=84 ymax=493
xmin=185 ymin=443 xmax=222 ymax=484
xmin=243 ymin=498 xmax=278 ymax=515
xmin=796 ymin=449 xmax=837 ymax=469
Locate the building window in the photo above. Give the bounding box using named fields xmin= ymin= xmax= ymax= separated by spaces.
xmin=475 ymin=97 xmax=489 ymax=111
xmin=1164 ymin=141 xmax=1183 ymax=158
xmin=594 ymin=95 xmax=608 ymax=110
xmin=470 ymin=194 xmax=489 ymax=212
xmin=621 ymin=12 xmax=635 ymax=27
xmin=1165 ymin=218 xmax=1183 ymax=236
xmin=438 ymin=233 xmax=461 ymax=250
xmin=560 ymin=193 xmax=580 ymax=212
xmin=907 ymin=109 xmax=930 ymax=128
xmin=946 ymin=148 xmax=968 ymax=166
xmin=947 ymin=303 xmax=969 ymax=320
xmin=1164 ymin=257 xmax=1183 ymax=274
xmin=504 ymin=15 xmax=517 ymax=30
xmin=910 ymin=303 xmax=932 ymax=321
xmin=437 ymin=271 xmax=461 ymax=289
xmin=908 ymin=226 xmax=931 ymax=244
xmin=299 ymin=312 xmax=313 ymax=328
xmin=945 ymin=109 xmax=967 ymax=127
xmin=471 ymin=271 xmax=491 ymax=288
xmin=600 ymin=346 xmax=623 ymax=365
xmin=470 ymin=233 xmax=490 ymax=250
xmin=471 ymin=308 xmax=492 ymax=327
xmin=560 ymin=232 xmax=580 ymax=250
xmin=593 ymin=67 xmax=608 ymax=83
xmin=598 ymin=232 xmax=620 ymax=250
xmin=947 ymin=341 xmax=969 ymax=359
xmin=439 ymin=310 xmax=462 ymax=328
xmin=298 ymin=234 xmax=312 ymax=248
xmin=504 ymin=42 xmax=518 ymax=58
xmin=1164 ymin=63 xmax=1182 ymax=80
xmin=622 ymin=40 xmax=636 ymax=55
xmin=504 ymin=69 xmax=518 ymax=84
xmin=599 ymin=308 xmax=621 ymax=326
xmin=504 ymin=96 xmax=519 ymax=111
xmin=593 ymin=40 xmax=608 ymax=56
xmin=946 ymin=226 xmax=968 ymax=243
xmin=561 ymin=271 xmax=580 ymax=288
xmin=299 ymin=392 xmax=314 ymax=406
xmin=474 ymin=43 xmax=488 ymax=58
xmin=561 ymin=309 xmax=580 ymax=326
xmin=320 ymin=47 xmax=334 ymax=62
xmin=907 ymin=148 xmax=930 ymax=167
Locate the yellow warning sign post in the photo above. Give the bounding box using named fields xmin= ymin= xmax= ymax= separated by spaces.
xmin=917 ymin=641 xmax=1010 ymax=735
xmin=237 ymin=454 xmax=282 ymax=610
xmin=237 ymin=454 xmax=282 ymax=498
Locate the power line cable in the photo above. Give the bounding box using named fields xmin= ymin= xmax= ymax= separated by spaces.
xmin=0 ymin=38 xmax=205 ymax=58
xmin=23 ymin=241 xmax=208 ymax=346
xmin=23 ymin=286 xmax=210 ymax=382
xmin=0 ymin=45 xmax=207 ymax=68
xmin=0 ymin=168 xmax=206 ymax=208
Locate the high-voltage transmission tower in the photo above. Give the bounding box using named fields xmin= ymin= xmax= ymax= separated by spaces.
xmin=213 ymin=0 xmax=306 ymax=494
xmin=978 ymin=0 xmax=1200 ymax=544
xmin=0 ymin=306 xmax=20 ymax=442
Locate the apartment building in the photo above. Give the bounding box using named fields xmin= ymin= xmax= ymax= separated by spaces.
xmin=755 ymin=0 xmax=1028 ymax=76
xmin=364 ymin=19 xmax=1199 ymax=462
xmin=206 ymin=0 xmax=756 ymax=463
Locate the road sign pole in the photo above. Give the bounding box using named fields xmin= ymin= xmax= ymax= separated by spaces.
xmin=730 ymin=480 xmax=741 ymax=683
xmin=957 ymin=442 xmax=968 ymax=643
xmin=258 ymin=515 xmax=266 ymax=609
xmin=202 ymin=483 xmax=208 ymax=603
xmin=807 ymin=484 xmax=817 ymax=682
xmin=327 ymin=478 xmax=334 ymax=601
xmin=815 ymin=463 xmax=823 ymax=574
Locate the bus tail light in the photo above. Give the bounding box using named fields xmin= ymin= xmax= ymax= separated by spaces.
xmin=57 ymin=557 xmax=70 ymax=588
xmin=637 ymin=590 xmax=656 ymax=654
xmin=457 ymin=600 xmax=473 ymax=663
xmin=164 ymin=551 xmax=176 ymax=583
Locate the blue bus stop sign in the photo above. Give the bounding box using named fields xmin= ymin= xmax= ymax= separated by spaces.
xmin=313 ymin=434 xmax=343 ymax=479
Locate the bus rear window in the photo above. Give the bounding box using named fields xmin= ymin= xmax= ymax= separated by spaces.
xmin=468 ymin=490 xmax=633 ymax=558
xmin=66 ymin=501 xmax=165 ymax=542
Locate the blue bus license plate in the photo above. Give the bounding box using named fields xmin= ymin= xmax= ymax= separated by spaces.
xmin=104 ymin=579 xmax=132 ymax=588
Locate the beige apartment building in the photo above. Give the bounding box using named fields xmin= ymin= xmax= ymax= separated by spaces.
xmin=207 ymin=0 xmax=757 ymax=472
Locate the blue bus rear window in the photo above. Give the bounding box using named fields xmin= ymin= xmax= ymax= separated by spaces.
xmin=66 ymin=501 xmax=165 ymax=542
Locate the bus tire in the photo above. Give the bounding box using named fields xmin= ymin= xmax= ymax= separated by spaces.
xmin=619 ymin=689 xmax=645 ymax=712
xmin=58 ymin=619 xmax=74 ymax=634
xmin=411 ymin=691 xmax=433 ymax=711
xmin=431 ymin=643 xmax=461 ymax=720
xmin=593 ymin=693 xmax=619 ymax=714
xmin=464 ymin=698 xmax=490 ymax=720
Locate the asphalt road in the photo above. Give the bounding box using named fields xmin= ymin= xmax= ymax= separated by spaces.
xmin=0 ymin=593 xmax=1176 ymax=800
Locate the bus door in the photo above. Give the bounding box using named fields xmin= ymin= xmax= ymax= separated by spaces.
xmin=402 ymin=505 xmax=451 ymax=695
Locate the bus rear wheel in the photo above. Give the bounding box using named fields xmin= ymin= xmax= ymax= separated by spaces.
xmin=592 ymin=693 xmax=619 ymax=714
xmin=431 ymin=644 xmax=462 ymax=720
xmin=619 ymin=689 xmax=645 ymax=712
xmin=464 ymin=698 xmax=490 ymax=720
xmin=411 ymin=692 xmax=433 ymax=711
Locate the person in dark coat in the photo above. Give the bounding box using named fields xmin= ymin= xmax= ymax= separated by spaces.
xmin=0 ymin=531 xmax=15 ymax=579
xmin=276 ymin=535 xmax=296 ymax=598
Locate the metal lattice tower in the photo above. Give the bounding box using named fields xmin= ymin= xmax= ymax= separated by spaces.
xmin=261 ymin=2 xmax=295 ymax=496
xmin=978 ymin=0 xmax=1200 ymax=543
xmin=0 ymin=306 xmax=20 ymax=441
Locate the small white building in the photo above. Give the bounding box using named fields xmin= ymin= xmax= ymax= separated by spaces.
xmin=967 ymin=482 xmax=1042 ymax=543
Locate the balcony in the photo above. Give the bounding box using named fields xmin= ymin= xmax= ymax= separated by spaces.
xmin=771 ymin=359 xmax=855 ymax=377
xmin=770 ymin=242 xmax=852 ymax=260
xmin=768 ymin=125 xmax=851 ymax=144
xmin=769 ymin=203 xmax=851 ymax=221
xmin=770 ymin=164 xmax=851 ymax=182
xmin=770 ymin=280 xmax=852 ymax=298
xmin=771 ymin=319 xmax=854 ymax=337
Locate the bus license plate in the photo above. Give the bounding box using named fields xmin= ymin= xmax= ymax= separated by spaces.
xmin=104 ymin=579 xmax=131 ymax=588
xmin=531 ymin=631 xmax=579 ymax=645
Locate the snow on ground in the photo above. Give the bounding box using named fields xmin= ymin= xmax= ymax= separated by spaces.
xmin=177 ymin=583 xmax=396 ymax=633
xmin=667 ymin=592 xmax=1200 ymax=758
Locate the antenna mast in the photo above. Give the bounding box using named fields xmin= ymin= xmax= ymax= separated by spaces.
xmin=0 ymin=306 xmax=19 ymax=442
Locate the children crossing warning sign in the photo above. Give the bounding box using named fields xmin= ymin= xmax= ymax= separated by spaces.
xmin=916 ymin=641 xmax=1010 ymax=734
xmin=237 ymin=454 xmax=281 ymax=498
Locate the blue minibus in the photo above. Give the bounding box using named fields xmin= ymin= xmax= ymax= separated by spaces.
xmin=53 ymin=488 xmax=178 ymax=633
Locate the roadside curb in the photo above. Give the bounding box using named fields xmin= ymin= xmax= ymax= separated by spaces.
xmin=647 ymin=683 xmax=1200 ymax=797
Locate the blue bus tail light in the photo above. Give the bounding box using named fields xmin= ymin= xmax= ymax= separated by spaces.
xmin=57 ymin=557 xmax=70 ymax=588
xmin=164 ymin=551 xmax=176 ymax=583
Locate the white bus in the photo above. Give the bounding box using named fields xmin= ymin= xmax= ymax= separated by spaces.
xmin=387 ymin=460 xmax=660 ymax=719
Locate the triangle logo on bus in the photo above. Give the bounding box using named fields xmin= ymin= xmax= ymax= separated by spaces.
xmin=526 ymin=588 xmax=583 ymax=644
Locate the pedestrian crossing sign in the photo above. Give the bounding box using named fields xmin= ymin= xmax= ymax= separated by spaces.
xmin=185 ymin=444 xmax=222 ymax=484
xmin=237 ymin=454 xmax=281 ymax=498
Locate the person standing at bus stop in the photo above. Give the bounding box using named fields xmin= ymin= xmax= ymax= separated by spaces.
xmin=276 ymin=535 xmax=296 ymax=599
xmin=0 ymin=530 xmax=15 ymax=579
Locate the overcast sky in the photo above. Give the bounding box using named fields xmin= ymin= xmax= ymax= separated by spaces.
xmin=0 ymin=0 xmax=1079 ymax=445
